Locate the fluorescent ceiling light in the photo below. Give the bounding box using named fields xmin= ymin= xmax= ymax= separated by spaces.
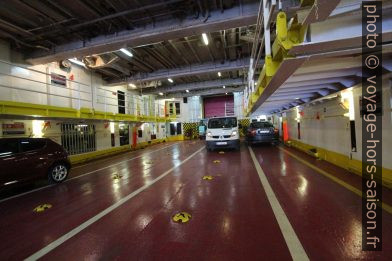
xmin=202 ymin=33 xmax=209 ymax=45
xmin=159 ymin=92 xmax=164 ymax=96
xmin=69 ymin=58 xmax=85 ymax=67
xmin=295 ymin=97 xmax=300 ymax=99
xmin=218 ymin=72 xmax=221 ymax=77
xmin=222 ymin=85 xmax=225 ymax=89
xmin=168 ymin=78 xmax=173 ymax=83
xmin=120 ymin=48 xmax=133 ymax=57
xmin=186 ymin=89 xmax=189 ymax=93
xmin=225 ymin=92 xmax=228 ymax=95
xmin=128 ymin=83 xmax=136 ymax=89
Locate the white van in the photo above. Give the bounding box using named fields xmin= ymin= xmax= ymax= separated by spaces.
xmin=206 ymin=116 xmax=240 ymax=151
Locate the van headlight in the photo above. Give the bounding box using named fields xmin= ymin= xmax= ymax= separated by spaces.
xmin=231 ymin=131 xmax=238 ymax=137
xmin=207 ymin=132 xmax=212 ymax=137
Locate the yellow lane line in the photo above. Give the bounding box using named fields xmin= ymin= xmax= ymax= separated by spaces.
xmin=278 ymin=147 xmax=392 ymax=215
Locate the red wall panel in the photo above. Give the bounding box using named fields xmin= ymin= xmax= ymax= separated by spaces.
xmin=203 ymin=95 xmax=234 ymax=118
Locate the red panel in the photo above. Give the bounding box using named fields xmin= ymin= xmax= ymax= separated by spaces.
xmin=283 ymin=121 xmax=289 ymax=142
xmin=203 ymin=95 xmax=234 ymax=118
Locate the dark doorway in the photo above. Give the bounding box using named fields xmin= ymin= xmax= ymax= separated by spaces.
xmin=118 ymin=91 xmax=125 ymax=114
xmin=111 ymin=133 xmax=115 ymax=147
xmin=170 ymin=123 xmax=176 ymax=135
xmin=119 ymin=124 xmax=129 ymax=146
xmin=350 ymin=120 xmax=357 ymax=152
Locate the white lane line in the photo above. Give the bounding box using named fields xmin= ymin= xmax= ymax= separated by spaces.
xmin=25 ymin=146 xmax=205 ymax=261
xmin=248 ymin=147 xmax=309 ymax=261
xmin=0 ymin=143 xmax=179 ymax=204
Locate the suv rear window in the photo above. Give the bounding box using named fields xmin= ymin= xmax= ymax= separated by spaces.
xmin=250 ymin=122 xmax=274 ymax=128
xmin=208 ymin=117 xmax=237 ymax=129
xmin=0 ymin=140 xmax=19 ymax=156
xmin=19 ymin=139 xmax=47 ymax=152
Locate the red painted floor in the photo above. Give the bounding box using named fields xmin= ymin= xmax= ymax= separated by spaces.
xmin=0 ymin=141 xmax=391 ymax=260
xmin=251 ymin=144 xmax=392 ymax=260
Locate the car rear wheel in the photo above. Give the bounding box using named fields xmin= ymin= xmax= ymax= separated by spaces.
xmin=48 ymin=163 xmax=68 ymax=183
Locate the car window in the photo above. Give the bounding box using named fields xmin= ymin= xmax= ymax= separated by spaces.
xmin=208 ymin=117 xmax=237 ymax=129
xmin=19 ymin=139 xmax=47 ymax=153
xmin=250 ymin=122 xmax=274 ymax=128
xmin=0 ymin=140 xmax=19 ymax=156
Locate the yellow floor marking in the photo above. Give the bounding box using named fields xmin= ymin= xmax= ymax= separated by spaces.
xmin=213 ymin=160 xmax=220 ymax=164
xmin=172 ymin=212 xmax=192 ymax=223
xmin=112 ymin=174 xmax=123 ymax=180
xmin=279 ymin=147 xmax=392 ymax=215
xmin=202 ymin=175 xmax=213 ymax=180
xmin=218 ymin=151 xmax=225 ymax=154
xmin=33 ymin=204 xmax=52 ymax=213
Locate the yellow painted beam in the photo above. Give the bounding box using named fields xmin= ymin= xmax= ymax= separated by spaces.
xmin=247 ymin=11 xmax=308 ymax=116
xmin=0 ymin=100 xmax=171 ymax=123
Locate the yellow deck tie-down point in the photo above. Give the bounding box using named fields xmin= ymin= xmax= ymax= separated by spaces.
xmin=172 ymin=212 xmax=192 ymax=223
xmin=33 ymin=204 xmax=52 ymax=213
xmin=213 ymin=160 xmax=221 ymax=164
xmin=113 ymin=173 xmax=123 ymax=180
xmin=203 ymin=175 xmax=214 ymax=180
xmin=218 ymin=151 xmax=225 ymax=154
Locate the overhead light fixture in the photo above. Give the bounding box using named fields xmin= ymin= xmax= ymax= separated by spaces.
xmin=69 ymin=58 xmax=85 ymax=67
xmin=223 ymin=85 xmax=225 ymax=89
xmin=120 ymin=48 xmax=133 ymax=57
xmin=225 ymin=92 xmax=228 ymax=95
xmin=186 ymin=89 xmax=189 ymax=93
xmin=158 ymin=92 xmax=164 ymax=96
xmin=168 ymin=78 xmax=173 ymax=83
xmin=218 ymin=72 xmax=222 ymax=77
xmin=295 ymin=97 xmax=300 ymax=99
xmin=128 ymin=83 xmax=137 ymax=89
xmin=202 ymin=33 xmax=209 ymax=45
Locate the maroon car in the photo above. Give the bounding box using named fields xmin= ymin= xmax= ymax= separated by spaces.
xmin=0 ymin=138 xmax=71 ymax=188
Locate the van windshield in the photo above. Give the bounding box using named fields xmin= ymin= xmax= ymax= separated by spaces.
xmin=208 ymin=117 xmax=237 ymax=129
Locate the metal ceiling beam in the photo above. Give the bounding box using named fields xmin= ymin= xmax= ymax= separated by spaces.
xmin=108 ymin=58 xmax=252 ymax=85
xmin=275 ymin=86 xmax=339 ymax=95
xmin=283 ymin=76 xmax=359 ymax=88
xmin=287 ymin=68 xmax=362 ymax=83
xmin=143 ymin=78 xmax=245 ymax=94
xmin=159 ymin=86 xmax=244 ymax=99
xmin=26 ymin=2 xmax=259 ymax=64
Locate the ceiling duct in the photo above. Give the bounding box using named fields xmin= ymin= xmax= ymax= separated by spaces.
xmin=83 ymin=53 xmax=130 ymax=75
xmin=83 ymin=53 xmax=119 ymax=69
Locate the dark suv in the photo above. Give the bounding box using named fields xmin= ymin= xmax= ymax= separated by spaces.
xmin=0 ymin=138 xmax=71 ymax=188
xmin=245 ymin=121 xmax=279 ymax=145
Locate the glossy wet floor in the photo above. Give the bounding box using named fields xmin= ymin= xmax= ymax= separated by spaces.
xmin=0 ymin=141 xmax=391 ymax=260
